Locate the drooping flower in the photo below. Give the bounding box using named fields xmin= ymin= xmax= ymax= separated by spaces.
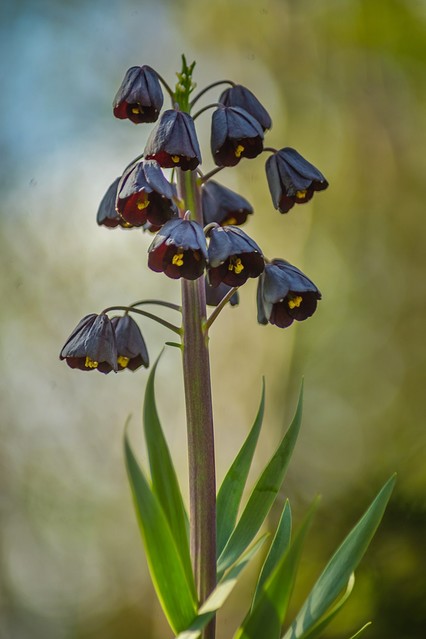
xmin=110 ymin=315 xmax=149 ymax=371
xmin=144 ymin=109 xmax=202 ymax=170
xmin=201 ymin=180 xmax=253 ymax=226
xmin=113 ymin=65 xmax=163 ymax=123
xmin=219 ymin=84 xmax=272 ymax=131
xmin=265 ymin=147 xmax=328 ymax=213
xmin=116 ymin=160 xmax=177 ymax=227
xmin=148 ymin=218 xmax=207 ymax=280
xmin=207 ymin=226 xmax=264 ymax=287
xmin=97 ymin=178 xmax=133 ymax=228
xmin=204 ymin=277 xmax=239 ymax=307
xmin=211 ymin=106 xmax=264 ymax=167
xmin=59 ymin=314 xmax=118 ymax=373
xmin=257 ymin=259 xmax=321 ymax=328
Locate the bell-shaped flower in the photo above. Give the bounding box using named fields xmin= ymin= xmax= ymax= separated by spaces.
xmin=219 ymin=84 xmax=272 ymax=131
xmin=144 ymin=109 xmax=202 ymax=171
xmin=113 ymin=65 xmax=163 ymax=123
xmin=207 ymin=226 xmax=264 ymax=287
xmin=110 ymin=315 xmax=149 ymax=371
xmin=257 ymin=259 xmax=321 ymax=328
xmin=116 ymin=160 xmax=177 ymax=227
xmin=148 ymin=218 xmax=207 ymax=280
xmin=97 ymin=178 xmax=134 ymax=228
xmin=265 ymin=147 xmax=328 ymax=213
xmin=59 ymin=314 xmax=118 ymax=373
xmin=202 ymin=180 xmax=253 ymax=226
xmin=211 ymin=105 xmax=264 ymax=167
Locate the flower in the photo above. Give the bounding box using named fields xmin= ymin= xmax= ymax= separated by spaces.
xmin=257 ymin=259 xmax=321 ymax=328
xmin=207 ymin=226 xmax=264 ymax=287
xmin=219 ymin=84 xmax=272 ymax=131
xmin=148 ymin=218 xmax=207 ymax=280
xmin=97 ymin=178 xmax=133 ymax=228
xmin=113 ymin=65 xmax=163 ymax=123
xmin=201 ymin=180 xmax=253 ymax=226
xmin=59 ymin=314 xmax=118 ymax=373
xmin=144 ymin=109 xmax=202 ymax=170
xmin=204 ymin=278 xmax=239 ymax=307
xmin=211 ymin=106 xmax=264 ymax=167
xmin=116 ymin=160 xmax=177 ymax=227
xmin=265 ymin=147 xmax=328 ymax=213
xmin=110 ymin=315 xmax=149 ymax=371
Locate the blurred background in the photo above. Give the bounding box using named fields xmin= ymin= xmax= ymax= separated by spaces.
xmin=1 ymin=0 xmax=425 ymax=637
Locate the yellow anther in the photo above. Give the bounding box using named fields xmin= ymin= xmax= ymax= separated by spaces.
xmin=131 ymin=106 xmax=140 ymax=114
xmin=288 ymin=295 xmax=303 ymax=309
xmin=235 ymin=144 xmax=245 ymax=158
xmin=137 ymin=198 xmax=149 ymax=210
xmin=171 ymin=155 xmax=180 ymax=163
xmin=117 ymin=355 xmax=130 ymax=368
xmin=223 ymin=217 xmax=237 ymax=226
xmin=172 ymin=252 xmax=184 ymax=266
xmin=85 ymin=356 xmax=99 ymax=369
xmin=296 ymin=190 xmax=307 ymax=199
xmin=228 ymin=257 xmax=244 ymax=274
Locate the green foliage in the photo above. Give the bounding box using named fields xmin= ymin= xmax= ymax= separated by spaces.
xmin=217 ymin=383 xmax=303 ymax=578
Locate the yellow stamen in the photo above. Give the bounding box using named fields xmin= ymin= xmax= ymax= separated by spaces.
xmin=171 ymin=155 xmax=180 ymax=163
xmin=228 ymin=257 xmax=244 ymax=274
xmin=296 ymin=190 xmax=307 ymax=199
xmin=235 ymin=144 xmax=245 ymax=158
xmin=172 ymin=252 xmax=184 ymax=266
xmin=85 ymin=356 xmax=98 ymax=369
xmin=137 ymin=198 xmax=149 ymax=210
xmin=223 ymin=217 xmax=237 ymax=226
xmin=117 ymin=355 xmax=130 ymax=368
xmin=131 ymin=106 xmax=140 ymax=114
xmin=288 ymin=295 xmax=303 ymax=309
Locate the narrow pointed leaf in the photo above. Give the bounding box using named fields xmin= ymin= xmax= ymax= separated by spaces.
xmin=217 ymin=384 xmax=303 ymax=577
xmin=143 ymin=353 xmax=194 ymax=597
xmin=348 ymin=622 xmax=372 ymax=639
xmin=252 ymin=500 xmax=292 ymax=608
xmin=294 ymin=574 xmax=355 ymax=639
xmin=217 ymin=379 xmax=265 ymax=556
xmin=283 ymin=475 xmax=396 ymax=639
xmin=176 ymin=537 xmax=268 ymax=639
xmin=234 ymin=498 xmax=318 ymax=639
xmin=124 ymin=435 xmax=197 ymax=633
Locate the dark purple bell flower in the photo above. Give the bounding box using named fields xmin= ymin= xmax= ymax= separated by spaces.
xmin=59 ymin=314 xmax=118 ymax=373
xmin=110 ymin=315 xmax=149 ymax=371
xmin=201 ymin=180 xmax=253 ymax=226
xmin=207 ymin=226 xmax=264 ymax=287
xmin=219 ymin=84 xmax=272 ymax=131
xmin=113 ymin=65 xmax=163 ymax=124
xmin=204 ymin=277 xmax=239 ymax=307
xmin=148 ymin=218 xmax=207 ymax=280
xmin=257 ymin=259 xmax=321 ymax=328
xmin=211 ymin=106 xmax=264 ymax=167
xmin=116 ymin=160 xmax=177 ymax=227
xmin=144 ymin=110 xmax=202 ymax=171
xmin=265 ymin=147 xmax=328 ymax=213
xmin=97 ymin=178 xmax=134 ymax=229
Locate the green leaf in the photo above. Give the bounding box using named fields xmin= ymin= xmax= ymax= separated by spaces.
xmin=143 ymin=354 xmax=195 ymax=598
xmin=217 ymin=383 xmax=304 ymax=578
xmin=234 ymin=499 xmax=318 ymax=639
xmin=294 ymin=574 xmax=355 ymax=639
xmin=348 ymin=622 xmax=372 ymax=639
xmin=282 ymin=475 xmax=396 ymax=639
xmin=217 ymin=379 xmax=265 ymax=556
xmin=176 ymin=537 xmax=268 ymax=639
xmin=252 ymin=500 xmax=292 ymax=609
xmin=124 ymin=434 xmax=197 ymax=634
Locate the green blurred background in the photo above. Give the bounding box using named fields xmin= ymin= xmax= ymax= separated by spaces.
xmin=1 ymin=0 xmax=425 ymax=637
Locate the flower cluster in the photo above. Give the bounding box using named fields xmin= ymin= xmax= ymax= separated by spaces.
xmin=61 ymin=57 xmax=328 ymax=372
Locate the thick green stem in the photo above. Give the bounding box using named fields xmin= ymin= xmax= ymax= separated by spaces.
xmin=177 ymin=169 xmax=216 ymax=639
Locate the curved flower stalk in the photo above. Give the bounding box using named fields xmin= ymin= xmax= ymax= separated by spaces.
xmin=59 ymin=55 xmax=394 ymax=639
